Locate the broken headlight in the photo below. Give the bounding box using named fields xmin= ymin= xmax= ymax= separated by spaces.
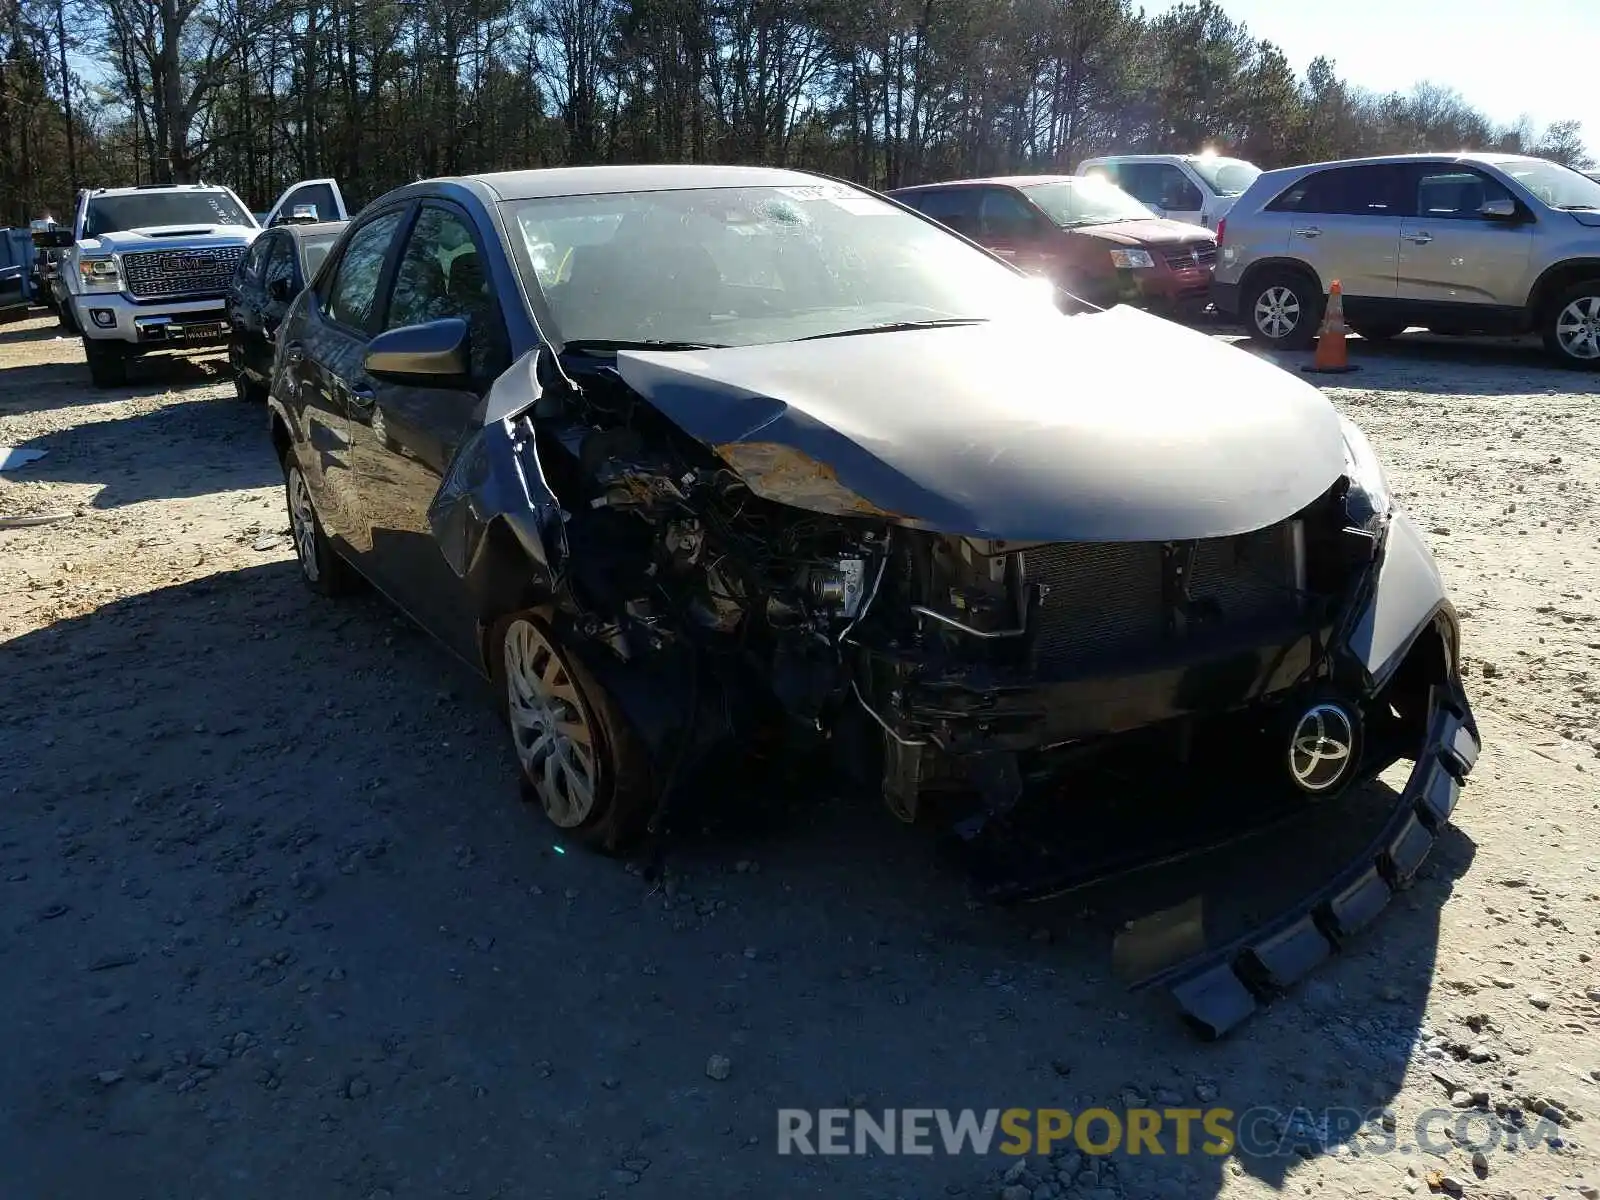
xmin=1339 ymin=414 xmax=1391 ymax=536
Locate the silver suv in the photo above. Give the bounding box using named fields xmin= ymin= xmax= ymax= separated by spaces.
xmin=1212 ymin=153 xmax=1600 ymax=368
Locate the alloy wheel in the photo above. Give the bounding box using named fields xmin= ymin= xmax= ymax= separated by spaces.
xmin=1254 ymin=286 xmax=1301 ymax=340
xmin=1555 ymin=295 xmax=1600 ymax=361
xmin=286 ymin=465 xmax=320 ymax=583
xmin=503 ymin=618 xmax=599 ymax=828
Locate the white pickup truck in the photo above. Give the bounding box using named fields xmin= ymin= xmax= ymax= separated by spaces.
xmin=45 ymin=178 xmax=347 ymax=387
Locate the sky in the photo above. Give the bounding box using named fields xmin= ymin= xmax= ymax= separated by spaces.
xmin=1175 ymin=0 xmax=1597 ymax=157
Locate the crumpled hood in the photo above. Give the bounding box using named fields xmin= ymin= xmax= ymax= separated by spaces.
xmin=618 ymin=306 xmax=1348 ymax=543
xmin=79 ymin=225 xmax=257 ymax=253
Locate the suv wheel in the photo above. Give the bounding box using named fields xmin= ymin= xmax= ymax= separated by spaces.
xmin=83 ymin=338 xmax=127 ymax=388
xmin=58 ymin=301 xmax=79 ymax=334
xmin=490 ymin=611 xmax=653 ymax=853
xmin=1244 ymin=270 xmax=1321 ymax=350
xmin=282 ymin=454 xmax=360 ymax=596
xmin=1545 ymin=281 xmax=1600 ymax=369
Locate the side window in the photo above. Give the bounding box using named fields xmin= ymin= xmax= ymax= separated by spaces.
xmin=1414 ymin=169 xmax=1513 ymax=219
xmin=324 ymin=208 xmax=405 ymax=332
xmin=1268 ymin=166 xmax=1408 ymax=216
xmin=263 ymin=237 xmax=297 ymax=295
xmin=272 ymin=181 xmax=342 ymax=225
xmin=385 ymin=204 xmax=509 ymax=381
xmin=978 ymin=189 xmax=1040 ymax=239
xmin=240 ymin=236 xmax=271 ymax=283
xmin=904 ymin=190 xmax=979 ymax=235
xmin=1146 ymin=165 xmax=1203 ymax=210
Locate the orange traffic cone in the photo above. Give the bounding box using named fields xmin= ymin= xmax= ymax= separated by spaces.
xmin=1302 ymin=280 xmax=1359 ymax=374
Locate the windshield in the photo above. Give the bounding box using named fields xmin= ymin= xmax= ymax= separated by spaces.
xmin=1491 ymin=160 xmax=1600 ymax=210
xmin=83 ymin=191 xmax=256 ymax=237
xmin=501 ymin=182 xmax=1057 ymax=349
xmin=1022 ymin=177 xmax=1156 ymax=227
xmin=1186 ymin=157 xmax=1261 ymax=197
xmin=301 ymin=233 xmax=340 ymax=279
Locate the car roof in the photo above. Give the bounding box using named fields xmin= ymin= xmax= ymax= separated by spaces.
xmin=88 ymin=184 xmax=238 ymax=198
xmin=466 ymin=164 xmax=839 ymax=201
xmin=1252 ymin=151 xmax=1552 ymax=183
xmin=889 ymin=175 xmax=1082 ymax=193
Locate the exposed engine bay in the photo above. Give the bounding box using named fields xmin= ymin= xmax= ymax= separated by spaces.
xmin=513 ymin=363 xmax=1396 ymax=846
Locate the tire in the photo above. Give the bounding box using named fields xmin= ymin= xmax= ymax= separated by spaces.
xmin=82 ymin=337 xmax=127 ymax=388
xmin=234 ymin=367 xmax=268 ymax=403
xmin=282 ymin=451 xmax=360 ymax=596
xmin=1542 ymin=279 xmax=1600 ymax=370
xmin=490 ymin=611 xmax=654 ymax=854
xmin=1243 ymin=269 xmax=1322 ymax=350
xmin=1351 ymin=323 xmax=1406 ymax=343
xmin=58 ymin=300 xmax=79 ymax=334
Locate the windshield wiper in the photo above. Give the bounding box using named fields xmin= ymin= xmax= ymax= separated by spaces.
xmin=560 ymin=338 xmax=728 ymax=354
xmin=797 ymin=318 xmax=990 ymax=342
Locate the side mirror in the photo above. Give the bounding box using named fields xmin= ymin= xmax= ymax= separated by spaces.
xmin=1478 ymin=197 xmax=1518 ymax=220
xmin=364 ymin=317 xmax=471 ymax=386
xmin=268 ymin=278 xmax=293 ymax=302
xmin=34 ymin=229 xmax=73 ymax=249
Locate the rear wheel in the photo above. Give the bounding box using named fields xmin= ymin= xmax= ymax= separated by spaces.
xmin=83 ymin=337 xmax=127 ymax=388
xmin=282 ymin=453 xmax=359 ymax=596
xmin=1244 ymin=269 xmax=1321 ymax=350
xmin=1544 ymin=280 xmax=1600 ymax=369
xmin=490 ymin=611 xmax=653 ymax=853
xmin=1351 ymin=323 xmax=1406 ymax=342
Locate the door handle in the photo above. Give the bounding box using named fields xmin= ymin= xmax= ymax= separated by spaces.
xmin=1292 ymin=227 xmax=1321 ymax=238
xmin=1404 ymin=232 xmax=1433 ymax=245
xmin=347 ymin=383 xmax=376 ymax=410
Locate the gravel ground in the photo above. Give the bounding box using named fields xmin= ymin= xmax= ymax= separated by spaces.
xmin=2 ymin=312 xmax=1598 ymax=1200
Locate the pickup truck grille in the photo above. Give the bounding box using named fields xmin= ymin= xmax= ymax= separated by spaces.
xmin=1162 ymin=244 xmax=1217 ymax=271
xmin=122 ymin=247 xmax=245 ymax=299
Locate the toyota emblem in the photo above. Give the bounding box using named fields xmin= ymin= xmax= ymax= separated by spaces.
xmin=1287 ymin=702 xmax=1356 ymax=794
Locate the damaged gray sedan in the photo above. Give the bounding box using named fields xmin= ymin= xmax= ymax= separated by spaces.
xmin=267 ymin=165 xmax=1479 ymax=1035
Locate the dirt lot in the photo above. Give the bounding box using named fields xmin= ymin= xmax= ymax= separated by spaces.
xmin=2 ymin=312 xmax=1598 ymax=1200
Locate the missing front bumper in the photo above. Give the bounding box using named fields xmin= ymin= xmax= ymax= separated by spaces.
xmin=1132 ymin=683 xmax=1479 ymax=1039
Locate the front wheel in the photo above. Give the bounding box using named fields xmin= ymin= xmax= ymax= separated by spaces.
xmin=1244 ymin=271 xmax=1321 ymax=350
xmin=58 ymin=301 xmax=79 ymax=334
xmin=1544 ymin=281 xmax=1600 ymax=369
xmin=234 ymin=368 xmax=268 ymax=402
xmin=490 ymin=611 xmax=653 ymax=853
xmin=82 ymin=337 xmax=127 ymax=388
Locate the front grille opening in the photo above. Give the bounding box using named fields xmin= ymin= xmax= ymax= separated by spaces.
xmin=1022 ymin=524 xmax=1304 ymax=676
xmin=122 ymin=246 xmax=245 ymax=299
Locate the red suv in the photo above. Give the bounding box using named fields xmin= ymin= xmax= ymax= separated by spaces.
xmin=888 ymin=175 xmax=1216 ymax=316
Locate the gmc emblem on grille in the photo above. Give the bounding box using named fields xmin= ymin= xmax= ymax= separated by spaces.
xmin=161 ymin=254 xmax=217 ymax=274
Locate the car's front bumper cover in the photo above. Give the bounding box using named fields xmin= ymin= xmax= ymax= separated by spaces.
xmin=1132 ymin=681 xmax=1479 ymax=1038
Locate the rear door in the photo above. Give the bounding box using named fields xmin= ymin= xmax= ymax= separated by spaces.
xmin=1395 ymin=164 xmax=1534 ymax=310
xmin=264 ymin=178 xmax=350 ymax=228
xmin=354 ymin=200 xmax=513 ymax=663
xmin=1261 ymin=164 xmax=1408 ymax=300
xmin=281 ymin=203 xmax=411 ymax=551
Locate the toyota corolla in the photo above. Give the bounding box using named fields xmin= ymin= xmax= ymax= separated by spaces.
xmin=265 ymin=165 xmax=1479 ymax=1036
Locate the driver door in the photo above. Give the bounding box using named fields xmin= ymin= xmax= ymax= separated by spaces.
xmin=263 ymin=178 xmax=350 ymax=228
xmin=353 ymin=200 xmax=512 ymax=666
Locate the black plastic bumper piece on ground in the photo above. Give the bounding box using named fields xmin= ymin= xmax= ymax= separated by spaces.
xmin=1138 ymin=684 xmax=1478 ymax=1040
